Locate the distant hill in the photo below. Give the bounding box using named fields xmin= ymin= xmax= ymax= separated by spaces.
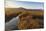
xmin=5 ymin=7 xmax=44 ymax=16
xmin=5 ymin=7 xmax=44 ymax=22
xmin=5 ymin=7 xmax=44 ymax=12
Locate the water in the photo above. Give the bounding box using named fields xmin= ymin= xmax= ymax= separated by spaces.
xmin=5 ymin=15 xmax=20 ymax=30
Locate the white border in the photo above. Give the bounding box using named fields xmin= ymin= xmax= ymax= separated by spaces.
xmin=0 ymin=0 xmax=46 ymax=31
xmin=0 ymin=0 xmax=4 ymax=31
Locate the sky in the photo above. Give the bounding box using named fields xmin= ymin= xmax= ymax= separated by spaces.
xmin=5 ymin=0 xmax=44 ymax=9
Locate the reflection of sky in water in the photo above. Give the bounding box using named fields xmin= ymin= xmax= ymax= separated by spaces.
xmin=6 ymin=16 xmax=20 ymax=30
xmin=5 ymin=0 xmax=44 ymax=9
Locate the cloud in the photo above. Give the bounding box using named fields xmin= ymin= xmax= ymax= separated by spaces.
xmin=5 ymin=0 xmax=43 ymax=9
xmin=5 ymin=1 xmax=18 ymax=8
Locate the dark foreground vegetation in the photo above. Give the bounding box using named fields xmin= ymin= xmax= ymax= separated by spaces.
xmin=5 ymin=8 xmax=44 ymax=30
